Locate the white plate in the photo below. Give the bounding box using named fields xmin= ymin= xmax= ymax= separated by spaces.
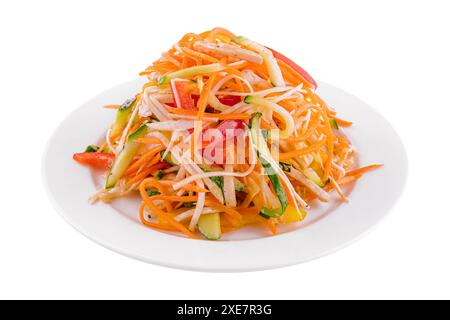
xmin=43 ymin=79 xmax=408 ymax=272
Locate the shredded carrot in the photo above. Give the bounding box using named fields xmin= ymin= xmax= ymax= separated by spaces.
xmin=197 ymin=73 xmax=218 ymax=119
xmin=151 ymin=195 xmax=199 ymax=202
xmin=345 ymin=164 xmax=383 ymax=177
xmin=181 ymin=46 xmax=219 ymax=64
xmin=124 ymin=146 xmax=164 ymax=177
xmin=167 ymin=107 xmax=251 ymax=120
xmin=280 ymin=179 xmax=296 ymax=207
xmin=126 ymin=162 xmax=168 ymax=188
xmin=139 ymin=202 xmax=179 ymax=232
xmin=258 ymin=216 xmax=277 ymax=235
xmin=279 ymin=139 xmax=326 ymax=161
xmin=139 ymin=179 xmax=196 ymax=238
xmin=334 ymin=117 xmax=353 ymax=127
xmin=103 ymin=104 xmax=120 ymax=109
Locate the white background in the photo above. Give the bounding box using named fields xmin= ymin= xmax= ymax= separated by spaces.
xmin=1 ymin=0 xmax=449 ymax=299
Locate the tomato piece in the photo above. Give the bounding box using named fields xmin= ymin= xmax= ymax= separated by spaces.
xmin=73 ymin=152 xmax=115 ymax=170
xmin=268 ymin=48 xmax=317 ymax=89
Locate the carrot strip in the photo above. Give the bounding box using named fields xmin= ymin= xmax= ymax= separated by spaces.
xmin=167 ymin=107 xmax=251 ymax=120
xmin=345 ymin=164 xmax=383 ymax=177
xmin=151 ymin=195 xmax=199 ymax=202
xmin=181 ymin=46 xmax=219 ymax=63
xmin=139 ymin=179 xmax=196 ymax=238
xmin=197 ymin=73 xmax=218 ymax=119
xmin=103 ymin=104 xmax=120 ymax=109
xmin=309 ymin=104 xmax=334 ymax=180
xmin=280 ymin=179 xmax=296 ymax=207
xmin=334 ymin=117 xmax=353 ymax=127
xmin=139 ymin=202 xmax=179 ymax=232
xmin=279 ymin=139 xmax=326 ymax=161
xmin=258 ymin=216 xmax=277 ymax=235
xmin=124 ymin=146 xmax=164 ymax=177
xmin=126 ymin=162 xmax=168 ymax=188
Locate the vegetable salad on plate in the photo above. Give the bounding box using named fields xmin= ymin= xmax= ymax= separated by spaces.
xmin=73 ymin=28 xmax=381 ymax=240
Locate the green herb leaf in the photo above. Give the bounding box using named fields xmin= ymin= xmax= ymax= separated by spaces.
xmin=279 ymin=162 xmax=292 ymax=172
xmin=146 ymin=189 xmax=161 ymax=197
xmin=210 ymin=176 xmax=224 ymax=190
xmin=85 ymin=145 xmax=99 ymax=153
xmin=154 ymin=170 xmax=165 ymax=180
xmin=184 ymin=202 xmax=196 ymax=208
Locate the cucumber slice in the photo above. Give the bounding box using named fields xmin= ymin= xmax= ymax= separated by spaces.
xmin=160 ymin=150 xmax=178 ymax=165
xmin=330 ymin=119 xmax=339 ymax=130
xmin=250 ymin=113 xmax=287 ymax=217
xmin=198 ymin=213 xmax=221 ymax=240
xmin=303 ymin=168 xmax=325 ymax=187
xmin=234 ymin=178 xmax=246 ymax=192
xmin=111 ymin=97 xmax=136 ymax=137
xmin=105 ymin=123 xmax=148 ymax=189
xmin=158 ymin=63 xmax=227 ymax=86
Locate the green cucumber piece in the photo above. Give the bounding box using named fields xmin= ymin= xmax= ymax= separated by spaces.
xmin=160 ymin=151 xmax=178 ymax=165
xmin=234 ymin=178 xmax=246 ymax=192
xmin=303 ymin=168 xmax=325 ymax=187
xmin=250 ymin=114 xmax=286 ymax=216
xmin=197 ymin=213 xmax=221 ymax=240
xmin=105 ymin=123 xmax=148 ymax=189
xmin=158 ymin=64 xmax=227 ymax=86
xmin=330 ymin=119 xmax=339 ymax=130
xmin=250 ymin=113 xmax=287 ymax=217
xmin=111 ymin=97 xmax=136 ymax=137
xmin=200 ymin=167 xmax=225 ymax=196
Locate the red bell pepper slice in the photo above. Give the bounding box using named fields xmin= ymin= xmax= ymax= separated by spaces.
xmin=216 ymin=95 xmax=242 ymax=106
xmin=73 ymin=152 xmax=115 ymax=170
xmin=268 ymin=48 xmax=317 ymax=89
xmin=170 ymin=79 xmax=196 ymax=110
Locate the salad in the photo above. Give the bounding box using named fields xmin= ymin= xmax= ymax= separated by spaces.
xmin=73 ymin=28 xmax=381 ymax=240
